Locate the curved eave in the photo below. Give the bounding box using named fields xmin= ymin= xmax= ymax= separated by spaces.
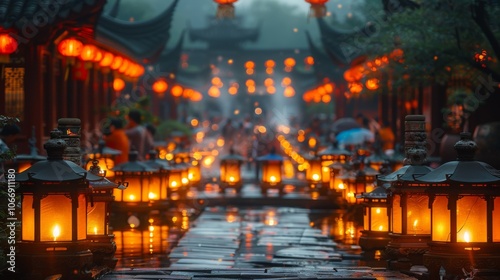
xmin=95 ymin=0 xmax=178 ymax=63
xmin=16 ymin=160 xmax=102 ymax=182
xmin=416 ymin=161 xmax=500 ymax=183
xmin=379 ymin=165 xmax=433 ymax=182
xmin=306 ymin=31 xmax=339 ymax=79
xmin=316 ymin=17 xmax=359 ymax=67
xmin=157 ymin=31 xmax=185 ymax=74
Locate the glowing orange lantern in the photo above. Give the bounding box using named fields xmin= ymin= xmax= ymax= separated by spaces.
xmin=304 ymin=56 xmax=314 ymax=66
xmin=284 ymin=86 xmax=295 ymax=97
xmin=214 ymin=0 xmax=238 ymax=18
xmin=57 ymin=38 xmax=83 ymax=57
xmin=110 ymin=56 xmax=123 ymax=70
xmin=171 ymin=85 xmax=183 ymax=97
xmin=99 ymin=52 xmax=114 ymax=67
xmin=305 ymin=0 xmax=329 ymax=17
xmin=79 ymin=44 xmax=98 ymax=61
xmin=244 ymin=61 xmax=255 ymax=69
xmin=118 ymin=59 xmax=130 ymax=73
xmin=284 ymin=57 xmax=296 ymax=68
xmin=349 ymin=82 xmax=363 ymax=94
xmin=0 ymin=33 xmax=18 ymax=54
xmin=191 ymin=91 xmax=203 ymax=102
xmin=208 ymin=86 xmax=221 ymax=98
xmin=265 ymin=59 xmax=276 ymax=68
xmin=113 ymin=78 xmax=125 ymax=92
xmin=152 ymin=79 xmax=168 ymax=95
xmin=92 ymin=48 xmax=103 ymax=63
xmin=366 ymin=78 xmax=380 ymax=90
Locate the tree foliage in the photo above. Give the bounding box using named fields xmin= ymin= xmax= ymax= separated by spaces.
xmin=349 ymin=0 xmax=500 ymax=87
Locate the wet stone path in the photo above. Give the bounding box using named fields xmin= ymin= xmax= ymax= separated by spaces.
xmin=103 ymin=206 xmax=416 ymax=279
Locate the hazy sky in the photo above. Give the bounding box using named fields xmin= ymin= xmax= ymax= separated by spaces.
xmin=107 ymin=0 xmax=366 ymax=50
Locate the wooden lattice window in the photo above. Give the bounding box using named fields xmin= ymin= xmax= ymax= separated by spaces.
xmin=4 ymin=67 xmax=25 ymax=120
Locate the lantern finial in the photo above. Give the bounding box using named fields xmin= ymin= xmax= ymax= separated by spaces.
xmin=128 ymin=150 xmax=139 ymax=162
xmin=454 ymin=132 xmax=477 ymax=161
xmin=148 ymin=149 xmax=158 ymax=160
xmin=44 ymin=129 xmax=66 ymax=160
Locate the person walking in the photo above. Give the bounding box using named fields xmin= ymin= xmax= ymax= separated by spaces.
xmin=104 ymin=118 xmax=130 ymax=165
xmin=125 ymin=110 xmax=154 ymax=161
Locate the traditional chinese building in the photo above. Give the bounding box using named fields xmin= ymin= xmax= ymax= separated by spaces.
xmin=0 ymin=0 xmax=178 ymax=152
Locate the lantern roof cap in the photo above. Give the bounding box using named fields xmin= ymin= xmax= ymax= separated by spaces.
xmin=360 ymin=185 xmax=388 ymax=199
xmin=220 ymin=149 xmax=245 ymax=161
xmin=317 ymin=141 xmax=351 ymax=157
xmin=257 ymin=152 xmax=284 ymax=162
xmin=143 ymin=150 xmax=169 ymax=169
xmin=416 ymin=160 xmax=500 ymax=183
xmin=17 ymin=129 xmax=103 ymax=182
xmin=378 ymin=165 xmax=433 ymax=182
xmin=89 ymin=139 xmax=122 ymax=156
xmin=417 ymin=133 xmax=500 ymax=183
xmin=112 ymin=150 xmax=158 ymax=172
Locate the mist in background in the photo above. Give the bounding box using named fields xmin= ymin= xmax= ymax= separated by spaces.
xmin=104 ymin=0 xmax=366 ymax=50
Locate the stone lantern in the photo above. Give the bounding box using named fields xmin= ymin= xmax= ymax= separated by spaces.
xmin=417 ymin=132 xmax=500 ymax=279
xmin=16 ymin=130 xmax=100 ymax=279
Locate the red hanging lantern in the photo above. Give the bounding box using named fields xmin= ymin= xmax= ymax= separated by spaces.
xmin=99 ymin=52 xmax=114 ymax=67
xmin=79 ymin=44 xmax=98 ymax=61
xmin=305 ymin=0 xmax=329 ymax=17
xmin=110 ymin=56 xmax=123 ymax=70
xmin=0 ymin=33 xmax=18 ymax=55
xmin=57 ymin=38 xmax=83 ymax=57
xmin=152 ymin=79 xmax=168 ymax=96
xmin=113 ymin=78 xmax=125 ymax=92
xmin=213 ymin=0 xmax=238 ymax=19
xmin=171 ymin=85 xmax=183 ymax=97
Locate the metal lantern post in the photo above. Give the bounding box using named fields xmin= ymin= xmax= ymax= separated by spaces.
xmin=418 ymin=133 xmax=500 ymax=279
xmin=358 ymin=185 xmax=391 ymax=264
xmin=257 ymin=150 xmax=284 ymax=196
xmin=16 ymin=130 xmax=98 ymax=279
xmin=143 ymin=150 xmax=169 ymax=201
xmin=219 ymin=149 xmax=245 ymax=194
xmin=87 ymin=160 xmax=125 ymax=269
xmin=318 ymin=142 xmax=352 ymax=194
xmin=379 ymin=115 xmax=434 ymax=271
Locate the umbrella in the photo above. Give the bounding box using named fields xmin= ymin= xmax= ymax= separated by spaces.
xmin=336 ymin=128 xmax=374 ymax=146
xmin=331 ymin=117 xmax=360 ymax=133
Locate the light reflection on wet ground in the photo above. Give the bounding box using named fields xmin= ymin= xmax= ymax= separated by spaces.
xmin=112 ymin=205 xmax=364 ymax=269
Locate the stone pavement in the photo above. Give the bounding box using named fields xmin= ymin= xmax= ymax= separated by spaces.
xmin=103 ymin=206 xmax=416 ymax=280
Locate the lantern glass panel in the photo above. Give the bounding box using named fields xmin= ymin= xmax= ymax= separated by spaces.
xmin=262 ymin=162 xmax=282 ymax=183
xmin=147 ymin=175 xmax=162 ymax=201
xmin=168 ymin=170 xmax=183 ymax=191
xmin=391 ymin=194 xmax=402 ymax=233
xmin=188 ymin=164 xmax=201 ymax=182
xmin=40 ymin=195 xmax=72 ymax=241
xmin=493 ymin=197 xmax=500 ymax=241
xmin=432 ymin=196 xmax=450 ymax=242
xmin=407 ymin=195 xmax=431 ymax=234
xmin=306 ymin=159 xmax=322 ymax=182
xmin=22 ymin=194 xmax=34 ymax=241
xmin=87 ymin=201 xmax=106 ymax=235
xmin=456 ymin=196 xmax=487 ymax=242
xmin=221 ymin=161 xmax=241 ymax=183
xmin=122 ymin=177 xmax=143 ymax=202
xmin=77 ymin=194 xmax=86 ymax=240
xmin=321 ymin=165 xmax=330 ymax=184
xmin=371 ymin=207 xmax=388 ymax=232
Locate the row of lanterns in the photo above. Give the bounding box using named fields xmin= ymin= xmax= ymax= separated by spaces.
xmin=354 ymin=115 xmax=500 ymax=278
xmin=57 ymin=37 xmax=145 ymax=79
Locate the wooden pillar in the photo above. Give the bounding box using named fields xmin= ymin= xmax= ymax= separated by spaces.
xmin=24 ymin=45 xmax=44 ymax=152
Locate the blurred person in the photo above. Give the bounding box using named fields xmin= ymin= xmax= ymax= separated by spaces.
xmin=125 ymin=110 xmax=154 ymax=161
xmin=104 ymin=118 xmax=129 ymax=164
xmin=221 ymin=118 xmax=236 ymax=148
